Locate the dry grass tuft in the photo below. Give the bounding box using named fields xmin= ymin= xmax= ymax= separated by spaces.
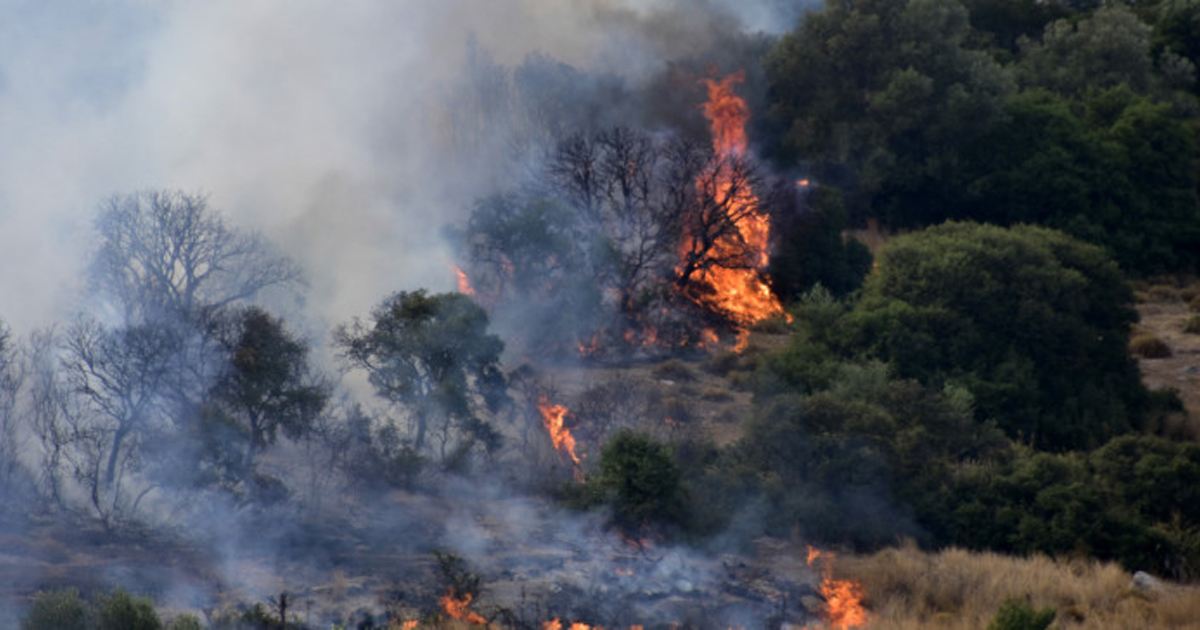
xmin=1184 ymin=315 xmax=1200 ymax=335
xmin=1147 ymin=284 xmax=1179 ymax=302
xmin=836 ymin=543 xmax=1200 ymax=629
xmin=1131 ymin=332 xmax=1173 ymax=358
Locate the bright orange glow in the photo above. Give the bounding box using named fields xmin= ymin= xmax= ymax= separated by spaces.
xmin=543 ymin=620 xmax=563 ymax=630
xmin=679 ymin=72 xmax=787 ymax=345
xmin=440 ymin=589 xmax=486 ymax=625
xmin=454 ymin=266 xmax=475 ymax=296
xmin=806 ymin=546 xmax=869 ymax=630
xmin=797 ymin=179 xmax=811 ymax=187
xmin=578 ymin=334 xmax=600 ymax=357
xmin=538 ymin=396 xmax=581 ymax=467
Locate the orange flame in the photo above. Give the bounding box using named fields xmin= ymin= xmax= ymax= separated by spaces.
xmin=679 ymin=72 xmax=787 ymax=342
xmin=440 ymin=589 xmax=487 ymax=625
xmin=806 ymin=546 xmax=869 ymax=630
xmin=537 ymin=396 xmax=581 ymax=467
xmin=454 ymin=266 xmax=476 ymax=296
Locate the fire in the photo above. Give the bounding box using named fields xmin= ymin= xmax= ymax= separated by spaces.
xmin=806 ymin=546 xmax=869 ymax=630
xmin=440 ymin=589 xmax=487 ymax=625
xmin=454 ymin=266 xmax=475 ymax=295
xmin=679 ymin=72 xmax=787 ymax=342
xmin=537 ymin=395 xmax=582 ymax=467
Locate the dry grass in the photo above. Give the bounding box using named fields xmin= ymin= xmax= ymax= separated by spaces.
xmin=837 ymin=543 xmax=1200 ymax=629
xmin=1131 ymin=332 xmax=1173 ymax=358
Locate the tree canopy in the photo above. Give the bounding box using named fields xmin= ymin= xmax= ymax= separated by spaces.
xmin=845 ymin=221 xmax=1146 ymax=451
xmin=334 ymin=290 xmax=507 ymax=458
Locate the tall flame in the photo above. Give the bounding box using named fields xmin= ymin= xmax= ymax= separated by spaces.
xmin=806 ymin=546 xmax=869 ymax=630
xmin=537 ymin=396 xmax=581 ymax=467
xmin=680 ymin=72 xmax=787 ymax=338
xmin=440 ymin=589 xmax=487 ymax=625
xmin=454 ymin=266 xmax=476 ymax=296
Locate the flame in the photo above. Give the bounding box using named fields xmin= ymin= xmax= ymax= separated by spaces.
xmin=679 ymin=72 xmax=787 ymax=343
xmin=440 ymin=589 xmax=487 ymax=625
xmin=537 ymin=395 xmax=582 ymax=467
xmin=454 ymin=266 xmax=476 ymax=295
xmin=806 ymin=546 xmax=869 ymax=630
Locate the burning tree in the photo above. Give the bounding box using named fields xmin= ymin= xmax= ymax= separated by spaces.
xmin=456 ymin=71 xmax=791 ymax=357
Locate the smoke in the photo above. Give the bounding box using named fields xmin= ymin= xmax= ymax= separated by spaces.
xmin=0 ymin=0 xmax=826 ymax=625
xmin=0 ymin=0 xmax=813 ymax=336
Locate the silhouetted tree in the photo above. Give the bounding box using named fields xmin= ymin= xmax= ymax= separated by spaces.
xmin=90 ymin=190 xmax=302 ymax=325
xmin=335 ymin=291 xmax=507 ymax=459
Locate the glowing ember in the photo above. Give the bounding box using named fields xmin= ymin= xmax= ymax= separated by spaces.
xmin=537 ymin=395 xmax=582 ymax=467
xmin=679 ymin=72 xmax=787 ymax=341
xmin=440 ymin=589 xmax=487 ymax=625
xmin=454 ymin=266 xmax=475 ymax=295
xmin=806 ymin=546 xmax=869 ymax=630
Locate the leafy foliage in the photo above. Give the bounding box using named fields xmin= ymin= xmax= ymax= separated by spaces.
xmin=845 ymin=222 xmax=1145 ymax=451
xmin=335 ymin=290 xmax=507 ymax=459
xmin=585 ymin=430 xmax=687 ymax=536
xmin=21 ymin=589 xmax=91 ymax=630
xmin=986 ymin=598 xmax=1056 ymax=630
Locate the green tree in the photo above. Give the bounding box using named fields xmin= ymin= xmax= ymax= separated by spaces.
xmin=96 ymin=589 xmax=161 ymax=630
xmin=198 ymin=307 xmax=329 ymax=489
xmin=21 ymin=589 xmax=90 ymax=630
xmin=335 ymin=290 xmax=507 ymax=459
xmin=965 ymin=88 xmax=1200 ymax=274
xmin=1016 ymin=5 xmax=1154 ymax=97
xmin=768 ymin=186 xmax=873 ymax=300
xmin=845 ymin=222 xmax=1145 ymax=451
xmin=591 ymin=430 xmax=686 ymax=536
xmin=764 ymin=0 xmax=1013 ymax=225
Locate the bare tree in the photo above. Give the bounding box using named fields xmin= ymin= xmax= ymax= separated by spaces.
xmin=90 ymin=190 xmax=303 ymax=325
xmin=44 ymin=318 xmax=185 ymax=527
xmin=0 ymin=323 xmax=29 ymax=498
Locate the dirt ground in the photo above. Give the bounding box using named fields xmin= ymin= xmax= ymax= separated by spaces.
xmin=1133 ymin=287 xmax=1200 ymax=440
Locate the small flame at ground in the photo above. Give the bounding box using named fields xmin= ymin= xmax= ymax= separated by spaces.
xmin=440 ymin=589 xmax=487 ymax=625
xmin=537 ymin=395 xmax=582 ymax=469
xmin=806 ymin=546 xmax=869 ymax=630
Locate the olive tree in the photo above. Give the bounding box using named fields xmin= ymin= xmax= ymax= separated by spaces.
xmin=335 ymin=290 xmax=507 ymax=460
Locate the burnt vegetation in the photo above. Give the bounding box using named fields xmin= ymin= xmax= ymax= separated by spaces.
xmin=5 ymin=0 xmax=1200 ymax=628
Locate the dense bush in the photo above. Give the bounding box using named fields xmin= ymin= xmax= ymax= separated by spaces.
xmin=96 ymin=590 xmax=161 ymax=630
xmin=579 ymin=430 xmax=687 ymax=537
xmin=986 ymin=598 xmax=1056 ymax=630
xmin=21 ymin=589 xmax=91 ymax=630
xmin=845 ymin=222 xmax=1146 ymax=451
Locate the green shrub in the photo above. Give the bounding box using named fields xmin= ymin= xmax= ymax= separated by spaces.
xmin=1184 ymin=315 xmax=1200 ymax=334
xmin=986 ymin=598 xmax=1055 ymax=630
xmin=1130 ymin=333 xmax=1172 ymax=358
xmin=165 ymin=614 xmax=203 ymax=630
xmin=96 ymin=589 xmax=161 ymax=630
xmin=593 ymin=430 xmax=686 ymax=535
xmin=21 ymin=588 xmax=90 ymax=630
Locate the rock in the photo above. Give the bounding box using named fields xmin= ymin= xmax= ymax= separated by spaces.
xmin=1130 ymin=571 xmax=1164 ymax=594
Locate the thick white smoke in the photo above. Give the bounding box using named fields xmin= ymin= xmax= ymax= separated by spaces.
xmin=0 ymin=0 xmax=812 ymax=335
